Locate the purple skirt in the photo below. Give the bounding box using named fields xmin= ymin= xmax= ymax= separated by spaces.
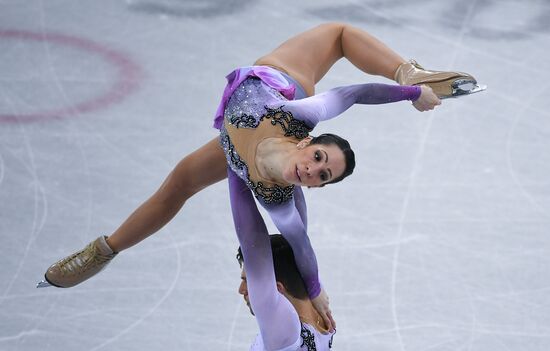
xmin=212 ymin=66 xmax=305 ymax=130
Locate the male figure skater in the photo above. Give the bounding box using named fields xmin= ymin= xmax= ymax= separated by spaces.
xmin=229 ymin=170 xmax=334 ymax=350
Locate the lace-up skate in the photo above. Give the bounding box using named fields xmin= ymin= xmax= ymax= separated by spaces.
xmin=37 ymin=236 xmax=117 ymax=288
xmin=395 ymin=60 xmax=485 ymax=98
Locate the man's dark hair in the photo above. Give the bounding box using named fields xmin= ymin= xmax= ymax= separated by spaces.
xmin=236 ymin=234 xmax=308 ymax=299
xmin=310 ymin=133 xmax=355 ymax=186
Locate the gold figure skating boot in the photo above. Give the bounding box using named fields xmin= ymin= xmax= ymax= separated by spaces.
xmin=395 ymin=60 xmax=486 ymax=99
xmin=37 ymin=236 xmax=117 ymax=288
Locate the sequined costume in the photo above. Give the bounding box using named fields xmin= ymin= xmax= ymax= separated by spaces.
xmin=229 ymin=170 xmax=335 ymax=351
xmin=216 ymin=66 xmax=420 ymax=299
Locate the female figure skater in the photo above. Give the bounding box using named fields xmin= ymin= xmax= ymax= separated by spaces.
xmin=40 ymin=23 xmax=478 ymax=331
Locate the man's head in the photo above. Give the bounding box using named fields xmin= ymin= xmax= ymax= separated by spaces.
xmin=237 ymin=234 xmax=308 ymax=315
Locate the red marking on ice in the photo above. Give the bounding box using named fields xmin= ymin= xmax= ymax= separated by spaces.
xmin=0 ymin=30 xmax=144 ymax=123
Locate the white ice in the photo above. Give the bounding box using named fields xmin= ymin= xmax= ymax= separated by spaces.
xmin=1 ymin=1 xmax=549 ymax=350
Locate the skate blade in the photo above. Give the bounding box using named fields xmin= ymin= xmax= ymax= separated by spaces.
xmin=441 ymin=80 xmax=487 ymax=99
xmin=36 ymin=280 xmax=52 ymax=288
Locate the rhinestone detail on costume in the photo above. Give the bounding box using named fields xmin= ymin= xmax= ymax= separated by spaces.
xmin=221 ymin=77 xmax=312 ymax=205
xmin=255 ymin=181 xmax=294 ymax=205
xmin=229 ymin=113 xmax=257 ymax=128
xmin=220 ymin=125 xmax=295 ymax=205
xmin=224 ymin=78 xmax=271 ymax=129
xmin=224 ymin=78 xmax=313 ymax=138
xmin=300 ymin=324 xmax=317 ymax=351
xmin=263 ymin=106 xmax=312 ymax=139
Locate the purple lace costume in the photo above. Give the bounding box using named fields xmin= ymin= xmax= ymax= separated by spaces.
xmin=219 ymin=66 xmax=420 ymax=350
xmin=216 ymin=66 xmax=420 ymax=299
xmin=229 ymin=170 xmax=335 ymax=350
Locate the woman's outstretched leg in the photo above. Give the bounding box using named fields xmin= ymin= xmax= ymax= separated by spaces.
xmin=106 ymin=137 xmax=227 ymax=252
xmin=255 ymin=22 xmax=477 ymax=98
xmin=42 ymin=137 xmax=227 ymax=288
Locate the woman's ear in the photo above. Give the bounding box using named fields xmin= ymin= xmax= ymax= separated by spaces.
xmin=276 ymin=281 xmax=286 ymax=294
xmin=296 ymin=136 xmax=313 ymax=149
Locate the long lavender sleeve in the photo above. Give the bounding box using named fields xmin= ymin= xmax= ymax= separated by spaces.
xmin=293 ymin=186 xmax=308 ymax=230
xmin=228 ymin=170 xmax=301 ymax=350
xmin=261 ymin=196 xmax=320 ymax=298
xmin=276 ymin=83 xmax=421 ymax=127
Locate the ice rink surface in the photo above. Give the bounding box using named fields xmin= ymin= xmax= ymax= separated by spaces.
xmin=1 ymin=0 xmax=549 ymax=350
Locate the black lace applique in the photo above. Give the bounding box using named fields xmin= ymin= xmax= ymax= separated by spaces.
xmin=300 ymin=324 xmax=317 ymax=351
xmin=222 ymin=133 xmax=247 ymax=172
xmin=220 ymin=129 xmax=293 ymax=205
xmin=229 ymin=113 xmax=259 ymax=128
xmin=254 ymin=181 xmax=294 ymax=205
xmin=262 ymin=106 xmax=312 ymax=140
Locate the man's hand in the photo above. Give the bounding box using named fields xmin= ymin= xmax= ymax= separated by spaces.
xmin=311 ymin=288 xmax=336 ymax=333
xmin=413 ymin=85 xmax=441 ymax=112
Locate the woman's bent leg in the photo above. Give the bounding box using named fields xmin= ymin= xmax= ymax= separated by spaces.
xmin=254 ymin=22 xmax=406 ymax=96
xmin=255 ymin=22 xmax=478 ymax=98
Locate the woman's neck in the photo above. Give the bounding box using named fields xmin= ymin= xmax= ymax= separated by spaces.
xmin=255 ymin=138 xmax=294 ymax=183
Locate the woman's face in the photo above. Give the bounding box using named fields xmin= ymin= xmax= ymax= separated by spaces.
xmin=283 ymin=143 xmax=346 ymax=187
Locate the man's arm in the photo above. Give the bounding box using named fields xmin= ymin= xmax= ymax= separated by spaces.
xmin=228 ymin=170 xmax=301 ymax=350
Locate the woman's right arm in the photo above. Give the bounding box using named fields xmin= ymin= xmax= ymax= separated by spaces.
xmin=264 ymin=198 xmax=335 ymax=332
xmin=264 ymin=199 xmax=320 ymax=298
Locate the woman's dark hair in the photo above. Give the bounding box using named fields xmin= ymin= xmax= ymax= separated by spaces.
xmin=236 ymin=234 xmax=308 ymax=299
xmin=310 ymin=133 xmax=355 ymax=186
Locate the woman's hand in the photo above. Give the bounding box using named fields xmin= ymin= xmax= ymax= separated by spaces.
xmin=311 ymin=288 xmax=336 ymax=333
xmin=413 ymin=85 xmax=441 ymax=112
